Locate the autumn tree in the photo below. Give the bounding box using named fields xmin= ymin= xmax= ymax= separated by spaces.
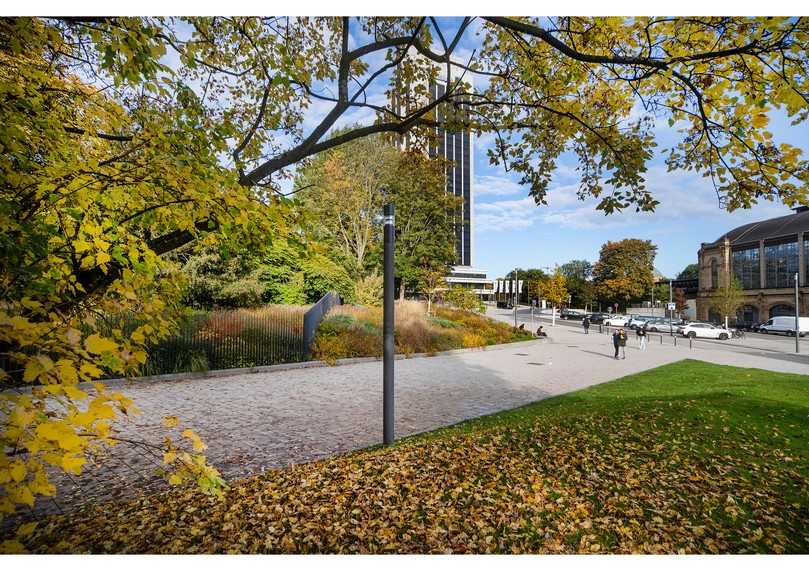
xmin=296 ymin=133 xmax=396 ymax=279
xmin=5 ymin=15 xmax=809 ymax=530
xmin=593 ymin=239 xmax=658 ymax=311
xmin=711 ymin=277 xmax=746 ymax=329
xmin=674 ymin=288 xmax=689 ymax=316
xmin=421 ymin=267 xmax=446 ymax=317
xmin=386 ymin=151 xmax=460 ymax=300
xmin=540 ymin=268 xmax=568 ymax=326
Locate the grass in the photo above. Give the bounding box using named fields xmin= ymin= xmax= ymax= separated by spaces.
xmin=311 ymin=300 xmax=533 ymax=363
xmin=16 ymin=359 xmax=809 ymax=554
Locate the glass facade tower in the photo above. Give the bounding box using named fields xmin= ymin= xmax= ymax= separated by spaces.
xmin=428 ymin=82 xmax=472 ymax=267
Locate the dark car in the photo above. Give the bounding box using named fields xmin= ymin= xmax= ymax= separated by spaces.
xmin=733 ymin=319 xmax=760 ymax=332
xmin=586 ymin=313 xmax=608 ymax=324
xmin=561 ymin=309 xmax=586 ymax=320
xmin=496 ymin=300 xmax=514 ymax=310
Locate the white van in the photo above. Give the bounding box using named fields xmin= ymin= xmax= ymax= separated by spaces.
xmin=759 ymin=316 xmax=809 ymax=337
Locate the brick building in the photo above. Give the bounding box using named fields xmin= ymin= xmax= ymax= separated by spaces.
xmin=696 ymin=206 xmax=809 ymax=323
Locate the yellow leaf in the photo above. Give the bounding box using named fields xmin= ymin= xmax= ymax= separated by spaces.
xmin=752 ymin=113 xmax=769 ymax=128
xmin=163 ymin=451 xmax=177 ymax=464
xmin=162 ymin=416 xmax=180 ymax=428
xmin=80 ymin=362 xmax=104 ymax=379
xmin=63 ymin=385 xmax=88 ymax=400
xmin=15 ymin=522 xmax=37 ymax=538
xmin=56 ymin=359 xmax=79 ymax=385
xmin=62 ymin=454 xmax=86 ymax=475
xmin=169 ymin=474 xmax=183 ymax=486
xmin=85 ymin=334 xmax=117 ymax=355
xmin=96 ymin=251 xmax=111 ymax=266
xmin=0 ymin=540 xmax=26 ymax=554
xmin=73 ymin=239 xmax=92 ymax=253
xmin=9 ymin=462 xmax=26 ymax=483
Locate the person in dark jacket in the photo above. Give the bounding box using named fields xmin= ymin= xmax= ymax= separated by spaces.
xmin=636 ymin=326 xmax=647 ymax=350
xmin=582 ymin=316 xmax=590 ymax=334
xmin=613 ymin=329 xmax=628 ymax=359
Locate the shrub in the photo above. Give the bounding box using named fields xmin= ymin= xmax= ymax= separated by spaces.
xmin=352 ymin=272 xmax=383 ymax=306
xmin=311 ymin=301 xmax=531 ymax=362
xmin=444 ymin=287 xmax=485 ymax=313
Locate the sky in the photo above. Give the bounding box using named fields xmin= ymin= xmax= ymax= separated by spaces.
xmin=186 ymin=16 xmax=809 ymax=282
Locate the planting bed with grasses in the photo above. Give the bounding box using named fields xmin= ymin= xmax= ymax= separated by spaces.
xmin=139 ymin=305 xmax=308 ymax=375
xmin=311 ymin=301 xmax=533 ymax=363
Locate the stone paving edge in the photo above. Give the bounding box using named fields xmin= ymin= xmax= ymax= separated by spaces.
xmin=92 ymin=337 xmax=549 ymax=390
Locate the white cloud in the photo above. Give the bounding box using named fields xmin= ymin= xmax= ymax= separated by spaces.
xmin=475 ymin=197 xmax=540 ymax=232
xmin=475 ymin=163 xmax=794 ymax=234
xmin=474 ymin=175 xmax=523 ymax=197
xmin=532 ymin=164 xmax=792 ymax=231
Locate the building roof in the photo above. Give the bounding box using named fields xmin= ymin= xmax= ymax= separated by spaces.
xmin=706 ymin=206 xmax=809 ymax=248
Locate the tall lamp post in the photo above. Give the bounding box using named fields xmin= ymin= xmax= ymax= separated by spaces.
xmin=382 ymin=204 xmax=395 ymax=445
xmin=669 ymin=279 xmax=674 ymax=337
xmin=513 ymin=268 xmax=519 ymax=328
xmin=795 ymin=272 xmax=800 ymax=354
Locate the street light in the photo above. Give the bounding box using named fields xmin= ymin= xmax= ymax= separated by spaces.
xmin=795 ymin=272 xmax=800 ymax=354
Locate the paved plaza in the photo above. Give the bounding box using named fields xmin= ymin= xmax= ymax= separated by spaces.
xmin=11 ymin=308 xmax=809 ymax=523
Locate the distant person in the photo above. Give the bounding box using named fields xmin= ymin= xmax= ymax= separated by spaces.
xmin=582 ymin=315 xmax=590 ymax=334
xmin=618 ymin=328 xmax=628 ymax=359
xmin=613 ymin=328 xmax=627 ymax=359
xmin=536 ymin=325 xmax=547 ymax=338
xmin=636 ymin=326 xmax=647 ymax=351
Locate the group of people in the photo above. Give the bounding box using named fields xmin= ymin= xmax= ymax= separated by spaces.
xmin=580 ymin=317 xmax=647 ymax=360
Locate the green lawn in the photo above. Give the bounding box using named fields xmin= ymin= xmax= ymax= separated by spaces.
xmin=20 ymin=359 xmax=809 ymax=554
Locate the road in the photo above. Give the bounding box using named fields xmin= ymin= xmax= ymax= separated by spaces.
xmin=491 ymin=305 xmax=807 ymax=357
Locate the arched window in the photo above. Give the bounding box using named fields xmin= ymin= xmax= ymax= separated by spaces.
xmin=710 ymin=259 xmax=719 ymax=290
xmin=769 ymin=304 xmax=795 ymax=318
xmin=736 ymin=305 xmax=759 ymax=325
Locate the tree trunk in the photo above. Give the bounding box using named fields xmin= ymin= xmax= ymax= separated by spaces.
xmin=399 ymin=280 xmax=406 ymax=301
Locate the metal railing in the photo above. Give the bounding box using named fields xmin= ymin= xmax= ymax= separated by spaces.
xmin=303 ymin=291 xmax=342 ymax=359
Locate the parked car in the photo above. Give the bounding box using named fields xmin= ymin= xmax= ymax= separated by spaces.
xmin=627 ymin=315 xmax=656 ymax=329
xmin=496 ymin=300 xmax=513 ymax=310
xmin=758 ymin=316 xmax=809 ymax=337
xmin=733 ymin=319 xmax=759 ymax=332
xmin=644 ymin=318 xmax=686 ymax=332
xmin=681 ymin=322 xmax=732 ymax=340
xmin=603 ymin=315 xmax=630 ymax=327
xmin=561 ymin=308 xmax=586 ymax=320
xmin=586 ymin=313 xmax=608 ymax=324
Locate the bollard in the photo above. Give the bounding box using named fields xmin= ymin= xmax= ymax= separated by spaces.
xmin=674 ymin=336 xmax=677 ymax=347
xmin=660 ymin=334 xmax=662 ymax=345
xmin=689 ymin=338 xmax=692 ymax=350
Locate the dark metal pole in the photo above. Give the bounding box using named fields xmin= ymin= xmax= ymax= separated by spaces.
xmin=383 ymin=203 xmax=395 ymax=445
xmin=669 ymin=279 xmax=673 ymax=337
xmin=795 ymin=272 xmax=800 ymax=354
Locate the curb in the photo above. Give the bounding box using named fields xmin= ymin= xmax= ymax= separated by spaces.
xmin=95 ymin=337 xmax=548 ymax=389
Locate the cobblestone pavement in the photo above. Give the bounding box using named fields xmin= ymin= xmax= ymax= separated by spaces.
xmin=8 ymin=312 xmax=809 ymax=524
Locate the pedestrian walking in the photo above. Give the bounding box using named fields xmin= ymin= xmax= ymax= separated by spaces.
xmin=617 ymin=328 xmax=628 ymax=359
xmin=636 ymin=326 xmax=647 ymax=351
xmin=612 ymin=329 xmax=621 ymax=359
xmin=582 ymin=315 xmax=590 ymax=334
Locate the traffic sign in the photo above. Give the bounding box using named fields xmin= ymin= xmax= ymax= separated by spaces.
xmin=666 ymin=302 xmax=676 ymax=311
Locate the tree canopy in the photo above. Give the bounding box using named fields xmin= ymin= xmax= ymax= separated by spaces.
xmin=678 ymin=263 xmax=700 ymax=280
xmin=592 ymin=239 xmax=658 ymax=308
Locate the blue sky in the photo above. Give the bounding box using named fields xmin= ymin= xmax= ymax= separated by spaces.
xmin=213 ymin=17 xmax=809 ymax=281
